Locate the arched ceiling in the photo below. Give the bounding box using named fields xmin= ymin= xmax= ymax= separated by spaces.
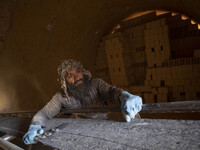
xmin=1 ymin=0 xmax=200 ymax=71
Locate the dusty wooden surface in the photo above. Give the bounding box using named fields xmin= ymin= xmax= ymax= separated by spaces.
xmin=0 ymin=117 xmax=200 ymax=150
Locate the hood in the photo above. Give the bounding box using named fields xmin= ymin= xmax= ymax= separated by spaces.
xmin=57 ymin=59 xmax=91 ymax=97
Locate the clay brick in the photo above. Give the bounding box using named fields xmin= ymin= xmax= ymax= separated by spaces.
xmin=148 ymin=93 xmax=154 ymax=103
xmin=161 ymin=73 xmax=167 ymax=80
xmin=193 ymin=64 xmax=200 ymax=72
xmin=157 ymin=94 xmax=168 ymax=103
xmin=149 ymin=80 xmax=155 ymax=86
xmin=156 ymin=80 xmax=161 ymax=86
xmin=158 ymin=87 xmax=168 ymax=94
xmin=179 ymin=79 xmax=191 ymax=86
xmin=194 ymin=49 xmax=200 ymax=57
xmin=145 ymin=80 xmax=150 ymax=86
xmin=144 ymin=93 xmax=149 ymax=103
xmin=171 ymin=73 xmax=179 ymax=80
xmin=151 ymin=88 xmax=158 ymax=95
xmin=146 ymin=23 xmax=151 ymax=29
xmin=165 ymin=80 xmax=171 ymax=86
xmin=160 ymin=18 xmax=166 ymax=26
xmin=178 ymin=86 xmax=185 ymax=93
xmin=172 ymin=86 xmax=178 ymax=93
xmin=180 ymin=72 xmax=188 ymax=79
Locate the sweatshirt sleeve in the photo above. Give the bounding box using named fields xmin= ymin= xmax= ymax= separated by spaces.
xmin=96 ymin=78 xmax=123 ymax=104
xmin=31 ymin=92 xmax=63 ymax=127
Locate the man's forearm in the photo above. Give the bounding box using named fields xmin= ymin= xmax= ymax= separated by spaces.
xmin=31 ymin=110 xmax=48 ymax=126
xmin=31 ymin=92 xmax=62 ymax=126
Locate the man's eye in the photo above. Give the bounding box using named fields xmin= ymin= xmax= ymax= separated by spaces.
xmin=68 ymin=74 xmax=72 ymax=78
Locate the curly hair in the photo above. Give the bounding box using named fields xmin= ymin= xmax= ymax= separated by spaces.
xmin=57 ymin=59 xmax=92 ymax=98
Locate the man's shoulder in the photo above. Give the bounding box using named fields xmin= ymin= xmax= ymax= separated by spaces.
xmin=53 ymin=90 xmax=65 ymax=98
xmin=91 ymin=77 xmax=104 ymax=81
xmin=90 ymin=78 xmax=104 ymax=83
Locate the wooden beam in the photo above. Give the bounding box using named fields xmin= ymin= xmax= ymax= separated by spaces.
xmin=61 ymin=100 xmax=200 ymax=114
xmin=0 ymin=100 xmax=200 ymax=116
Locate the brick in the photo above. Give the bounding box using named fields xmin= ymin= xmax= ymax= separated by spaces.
xmin=156 ymin=70 xmax=162 ymax=80
xmin=171 ymin=73 xmax=179 ymax=80
xmin=188 ymin=86 xmax=195 ymax=93
xmin=143 ymin=86 xmax=151 ymax=92
xmin=185 ymin=93 xmax=190 ymax=100
xmin=150 ymin=80 xmax=156 ymax=86
xmin=194 ymin=49 xmax=200 ymax=57
xmin=130 ymin=86 xmax=141 ymax=92
xmin=191 ymin=79 xmax=200 ymax=86
xmin=156 ymin=80 xmax=161 ymax=86
xmin=190 ymin=91 xmax=197 ymax=100
xmin=161 ymin=73 xmax=167 ymax=80
xmin=180 ymin=79 xmax=191 ymax=86
xmin=151 ymin=88 xmax=158 ymax=95
xmin=157 ymin=94 xmax=162 ymax=102
xmin=193 ymin=72 xmax=200 ymax=79
xmin=195 ymin=85 xmax=200 ymax=91
xmin=162 ymin=94 xmax=168 ymax=102
xmin=146 ymin=73 xmax=151 ymax=80
xmin=178 ymin=86 xmax=184 ymax=93
xmin=157 ymin=94 xmax=168 ymax=103
xmin=144 ymin=80 xmax=150 ymax=86
xmin=180 ymin=72 xmax=188 ymax=79
xmin=165 ymin=80 xmax=171 ymax=86
xmin=146 ymin=68 xmax=151 ymax=75
xmin=160 ymin=18 xmax=166 ymax=26
xmin=156 ymin=68 xmax=162 ymax=74
xmin=132 ymin=92 xmax=142 ymax=97
xmin=158 ymin=87 xmax=168 ymax=94
xmin=166 ymin=73 xmax=172 ymax=80
xmin=144 ymin=93 xmax=149 ymax=103
xmin=175 ymin=80 xmax=180 ymax=85
xmin=171 ymin=80 xmax=179 ymax=86
xmin=193 ymin=64 xmax=200 ymax=72
xmin=171 ymin=66 xmax=178 ymax=74
xmin=188 ymin=72 xmax=194 ymax=79
xmin=173 ymin=92 xmax=179 ymax=99
xmin=148 ymin=93 xmax=154 ymax=103
xmin=151 ymin=68 xmax=157 ymax=80
xmin=172 ymin=86 xmax=178 ymax=93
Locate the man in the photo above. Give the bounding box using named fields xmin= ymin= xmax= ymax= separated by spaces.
xmin=23 ymin=59 xmax=143 ymax=144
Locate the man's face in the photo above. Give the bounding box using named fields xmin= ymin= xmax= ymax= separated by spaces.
xmin=65 ymin=67 xmax=84 ymax=86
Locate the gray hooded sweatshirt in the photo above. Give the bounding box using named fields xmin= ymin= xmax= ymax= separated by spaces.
xmin=31 ymin=60 xmax=122 ymax=126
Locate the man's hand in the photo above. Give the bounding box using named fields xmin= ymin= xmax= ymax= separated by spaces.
xmin=23 ymin=124 xmax=44 ymax=144
xmin=119 ymin=91 xmax=143 ymax=122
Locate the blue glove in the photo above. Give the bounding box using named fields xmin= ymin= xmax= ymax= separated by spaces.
xmin=23 ymin=124 xmax=44 ymax=144
xmin=119 ymin=91 xmax=143 ymax=122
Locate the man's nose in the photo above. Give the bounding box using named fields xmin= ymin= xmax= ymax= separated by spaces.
xmin=74 ymin=75 xmax=79 ymax=81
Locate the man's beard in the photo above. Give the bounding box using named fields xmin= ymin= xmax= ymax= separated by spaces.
xmin=66 ymin=75 xmax=91 ymax=106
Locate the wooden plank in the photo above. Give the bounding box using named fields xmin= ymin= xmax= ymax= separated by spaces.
xmin=0 ymin=101 xmax=200 ymax=116
xmin=61 ymin=100 xmax=200 ymax=114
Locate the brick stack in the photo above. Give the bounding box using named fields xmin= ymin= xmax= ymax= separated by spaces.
xmin=144 ymin=18 xmax=171 ymax=68
xmin=144 ymin=16 xmax=200 ymax=103
xmin=104 ymin=32 xmax=131 ymax=87
xmin=126 ymin=24 xmax=147 ymax=85
xmin=144 ymin=58 xmax=200 ymax=102
xmin=97 ymin=11 xmax=200 ymax=104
